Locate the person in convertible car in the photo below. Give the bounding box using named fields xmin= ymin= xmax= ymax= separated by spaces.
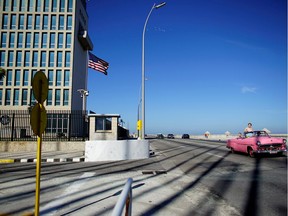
xmin=244 ymin=122 xmax=253 ymax=137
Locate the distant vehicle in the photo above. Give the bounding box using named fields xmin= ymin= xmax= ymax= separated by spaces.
xmin=156 ymin=133 xmax=164 ymax=139
xmin=167 ymin=134 xmax=175 ymax=139
xmin=226 ymin=130 xmax=287 ymax=157
xmin=182 ymin=134 xmax=190 ymax=139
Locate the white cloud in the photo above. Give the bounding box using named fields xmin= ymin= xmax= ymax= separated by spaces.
xmin=241 ymin=86 xmax=257 ymax=93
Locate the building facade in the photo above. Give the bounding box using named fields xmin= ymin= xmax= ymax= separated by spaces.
xmin=0 ymin=0 xmax=93 ymax=112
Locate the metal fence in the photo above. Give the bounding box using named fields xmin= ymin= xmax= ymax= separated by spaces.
xmin=0 ymin=110 xmax=89 ymax=141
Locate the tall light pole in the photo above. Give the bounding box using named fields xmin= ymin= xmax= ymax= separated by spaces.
xmin=141 ymin=2 xmax=166 ymax=139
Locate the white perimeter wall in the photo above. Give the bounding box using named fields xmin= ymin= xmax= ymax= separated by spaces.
xmin=85 ymin=140 xmax=149 ymax=161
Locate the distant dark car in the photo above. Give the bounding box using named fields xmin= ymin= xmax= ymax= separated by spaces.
xmin=182 ymin=134 xmax=190 ymax=139
xmin=156 ymin=133 xmax=164 ymax=139
xmin=167 ymin=134 xmax=175 ymax=139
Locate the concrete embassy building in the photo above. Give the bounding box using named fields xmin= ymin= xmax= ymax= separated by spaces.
xmin=0 ymin=0 xmax=93 ymax=112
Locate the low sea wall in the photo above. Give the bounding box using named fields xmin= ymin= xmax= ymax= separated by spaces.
xmin=0 ymin=141 xmax=85 ymax=152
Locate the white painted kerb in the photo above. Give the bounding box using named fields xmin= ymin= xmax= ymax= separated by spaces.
xmin=85 ymin=140 xmax=149 ymax=161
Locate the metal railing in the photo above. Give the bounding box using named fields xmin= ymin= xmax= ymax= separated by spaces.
xmin=112 ymin=178 xmax=133 ymax=216
xmin=0 ymin=110 xmax=89 ymax=141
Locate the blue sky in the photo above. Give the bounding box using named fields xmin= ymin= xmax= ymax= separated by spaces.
xmin=86 ymin=0 xmax=287 ymax=135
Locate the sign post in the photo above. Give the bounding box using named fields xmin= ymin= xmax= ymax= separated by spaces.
xmin=31 ymin=71 xmax=48 ymax=216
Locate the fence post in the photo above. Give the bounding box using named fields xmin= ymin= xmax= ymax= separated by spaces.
xmin=68 ymin=112 xmax=72 ymax=141
xmin=10 ymin=113 xmax=15 ymax=141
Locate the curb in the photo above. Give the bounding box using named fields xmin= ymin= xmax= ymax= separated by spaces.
xmin=0 ymin=157 xmax=85 ymax=163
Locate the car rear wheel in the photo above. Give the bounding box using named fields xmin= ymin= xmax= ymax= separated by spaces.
xmin=248 ymin=147 xmax=255 ymax=158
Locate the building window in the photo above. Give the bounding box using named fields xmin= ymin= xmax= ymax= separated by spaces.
xmin=41 ymin=51 xmax=46 ymax=67
xmin=24 ymin=51 xmax=30 ymax=67
xmin=1 ymin=32 xmax=7 ymax=48
xmin=0 ymin=89 xmax=2 ymax=105
xmin=19 ymin=14 xmax=25 ymax=29
xmin=9 ymin=32 xmax=15 ymax=48
xmin=65 ymin=52 xmax=71 ymax=67
xmin=22 ymin=89 xmax=28 ymax=105
xmin=50 ymin=33 xmax=55 ymax=48
xmin=48 ymin=70 xmax=54 ymax=86
xmin=11 ymin=0 xmax=17 ymax=11
xmin=58 ymin=33 xmax=63 ymax=48
xmin=8 ymin=51 xmax=14 ymax=67
xmin=15 ymin=70 xmax=21 ymax=86
xmin=43 ymin=15 xmax=49 ymax=30
xmin=5 ymin=89 xmax=11 ymax=105
xmin=67 ymin=0 xmax=73 ymax=12
xmin=63 ymin=89 xmax=69 ymax=105
xmin=17 ymin=32 xmax=23 ymax=48
xmin=2 ymin=14 xmax=8 ymax=29
xmin=56 ymin=70 xmax=61 ymax=86
xmin=13 ymin=89 xmax=20 ymax=105
xmin=6 ymin=70 xmax=12 ymax=86
xmin=16 ymin=51 xmax=22 ymax=67
xmin=36 ymin=0 xmax=41 ymax=12
xmin=35 ymin=15 xmax=41 ymax=30
xmin=49 ymin=51 xmax=55 ymax=67
xmin=55 ymin=89 xmax=61 ymax=105
xmin=27 ymin=14 xmax=33 ymax=29
xmin=20 ymin=0 xmax=25 ymax=11
xmin=30 ymin=89 xmax=35 ymax=105
xmin=23 ymin=70 xmax=29 ymax=86
xmin=0 ymin=51 xmax=5 ymax=66
xmin=34 ymin=33 xmax=39 ymax=48
xmin=41 ymin=33 xmax=48 ymax=48
xmin=47 ymin=89 xmax=52 ymax=105
xmin=3 ymin=0 xmax=9 ymax=11
xmin=51 ymin=15 xmax=57 ymax=30
xmin=64 ymin=70 xmax=70 ymax=86
xmin=67 ymin=16 xmax=72 ymax=30
xmin=25 ymin=32 xmax=31 ymax=48
xmin=52 ymin=0 xmax=57 ymax=12
xmin=27 ymin=0 xmax=34 ymax=11
xmin=96 ymin=117 xmax=112 ymax=131
xmin=32 ymin=51 xmax=38 ymax=67
xmin=60 ymin=0 xmax=65 ymax=12
xmin=66 ymin=33 xmax=71 ymax=48
xmin=43 ymin=0 xmax=50 ymax=12
xmin=57 ymin=51 xmax=63 ymax=67
xmin=10 ymin=14 xmax=17 ymax=29
xmin=59 ymin=15 xmax=65 ymax=30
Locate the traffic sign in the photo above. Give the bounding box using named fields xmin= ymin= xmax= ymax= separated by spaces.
xmin=32 ymin=71 xmax=48 ymax=103
xmin=30 ymin=103 xmax=47 ymax=136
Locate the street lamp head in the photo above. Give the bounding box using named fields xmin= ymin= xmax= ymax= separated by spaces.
xmin=155 ymin=2 xmax=166 ymax=9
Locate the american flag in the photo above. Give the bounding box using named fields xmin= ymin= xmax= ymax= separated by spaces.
xmin=88 ymin=52 xmax=109 ymax=75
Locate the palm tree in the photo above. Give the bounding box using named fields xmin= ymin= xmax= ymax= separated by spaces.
xmin=0 ymin=67 xmax=6 ymax=80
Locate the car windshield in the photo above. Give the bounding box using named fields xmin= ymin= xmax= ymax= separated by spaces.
xmin=253 ymin=131 xmax=269 ymax=137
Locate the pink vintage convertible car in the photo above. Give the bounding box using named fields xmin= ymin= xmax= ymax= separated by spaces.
xmin=226 ymin=131 xmax=287 ymax=157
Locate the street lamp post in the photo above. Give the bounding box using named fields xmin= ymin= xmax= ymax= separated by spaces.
xmin=141 ymin=2 xmax=166 ymax=139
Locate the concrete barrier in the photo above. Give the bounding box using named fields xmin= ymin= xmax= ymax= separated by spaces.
xmin=85 ymin=140 xmax=149 ymax=161
xmin=0 ymin=141 xmax=85 ymax=152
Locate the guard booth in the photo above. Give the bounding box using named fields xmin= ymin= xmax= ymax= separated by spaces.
xmin=88 ymin=114 xmax=121 ymax=140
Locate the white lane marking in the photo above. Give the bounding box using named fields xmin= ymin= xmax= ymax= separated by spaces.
xmin=41 ymin=172 xmax=95 ymax=215
xmin=206 ymin=153 xmax=224 ymax=158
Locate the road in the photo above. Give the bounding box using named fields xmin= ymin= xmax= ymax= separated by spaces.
xmin=0 ymin=138 xmax=286 ymax=215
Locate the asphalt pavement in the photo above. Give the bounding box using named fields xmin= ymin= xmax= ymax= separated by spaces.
xmin=0 ymin=141 xmax=242 ymax=216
